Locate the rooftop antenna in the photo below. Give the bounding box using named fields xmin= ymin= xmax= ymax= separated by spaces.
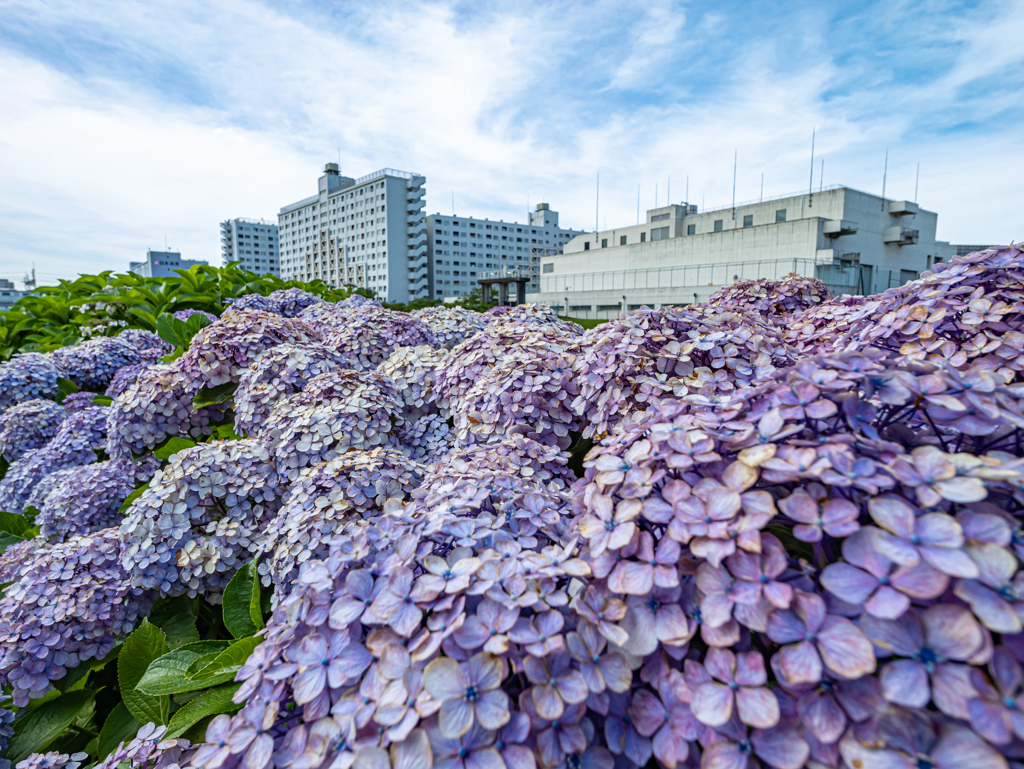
xmin=595 ymin=172 xmax=600 ymax=233
xmin=760 ymin=173 xmax=764 ymax=202
xmin=452 ymin=192 xmax=455 ymax=216
xmin=915 ymin=162 xmax=920 ymax=203
xmin=808 ymin=129 xmax=815 ymax=207
xmin=655 ymin=183 xmax=658 ymax=208
xmin=637 ymin=184 xmax=640 ymax=225
xmin=685 ymin=175 xmax=689 ymax=207
xmin=820 ymin=158 xmax=824 ymax=193
xmin=881 ymin=150 xmax=888 ymax=210
xmin=731 ymin=149 xmax=737 ymax=220
xmin=667 ymin=176 xmax=670 ymax=204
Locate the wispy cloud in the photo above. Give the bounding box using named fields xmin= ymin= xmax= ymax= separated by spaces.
xmin=0 ymin=0 xmax=1022 ymax=284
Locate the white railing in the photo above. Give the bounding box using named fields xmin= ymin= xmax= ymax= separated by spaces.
xmin=352 ymin=168 xmax=422 ymax=186
xmin=280 ymin=194 xmax=320 ymax=215
xmin=480 ymin=266 xmax=534 ymax=281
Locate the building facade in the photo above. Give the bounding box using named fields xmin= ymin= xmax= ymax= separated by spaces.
xmin=278 ymin=164 xmax=427 ymax=303
xmin=0 ymin=279 xmax=23 ymax=311
xmin=426 ymin=204 xmax=586 ymax=299
xmin=220 ymin=219 xmax=279 ymax=275
xmin=529 ymin=186 xmax=956 ymax=318
xmin=129 ymin=250 xmax=208 ymax=279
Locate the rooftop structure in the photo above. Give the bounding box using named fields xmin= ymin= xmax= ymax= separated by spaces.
xmin=129 ymin=250 xmax=208 ymax=279
xmin=220 ymin=219 xmax=279 ymax=276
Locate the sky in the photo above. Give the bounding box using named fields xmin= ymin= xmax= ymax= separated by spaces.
xmin=1 ymin=0 xmax=1022 ymax=286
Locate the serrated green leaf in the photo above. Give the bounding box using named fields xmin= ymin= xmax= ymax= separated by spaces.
xmin=222 ymin=562 xmax=261 ymax=638
xmin=0 ymin=510 xmax=34 ymax=537
xmin=193 ymin=382 xmax=237 ymax=409
xmin=0 ymin=531 xmax=26 ymax=554
xmin=118 ymin=619 xmax=169 ymax=725
xmin=153 ymin=437 xmax=197 ymax=461
xmin=92 ymin=395 xmax=114 ymax=406
xmin=155 ymin=313 xmax=190 ymax=348
xmin=185 ymin=636 xmax=260 ymax=691
xmin=136 ymin=641 xmax=232 ymax=695
xmin=165 ymin=683 xmax=242 ymax=739
xmin=127 ymin=308 xmax=158 ymax=331
xmin=7 ymin=689 xmax=95 ymax=763
xmin=96 ymin=702 xmax=140 ymax=762
xmin=117 ymin=483 xmax=149 ymax=515
xmin=160 ymin=611 xmax=200 ymax=649
xmin=21 ymin=506 xmax=39 ymax=525
xmin=214 ymin=424 xmax=242 ymax=440
xmin=184 ymin=313 xmax=213 ymax=335
xmin=55 ymin=377 xmax=79 ymax=403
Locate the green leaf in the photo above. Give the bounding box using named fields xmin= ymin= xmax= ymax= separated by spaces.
xmin=55 ymin=377 xmax=79 ymax=403
xmin=214 ymin=424 xmax=242 ymax=440
xmin=96 ymin=702 xmax=140 ymax=761
xmin=0 ymin=456 xmax=8 ymax=483
xmin=153 ymin=437 xmax=197 ymax=461
xmin=186 ymin=636 xmax=261 ymax=690
xmin=21 ymin=505 xmax=39 ymax=525
xmin=55 ymin=645 xmax=120 ymax=693
xmin=117 ymin=483 xmax=149 ymax=516
xmin=136 ymin=641 xmax=231 ymax=695
xmin=7 ymin=689 xmax=95 ymax=763
xmin=193 ymin=382 xmax=237 ymax=409
xmin=127 ymin=307 xmax=158 ymax=331
xmin=160 ymin=611 xmax=200 ymax=649
xmin=222 ymin=561 xmax=262 ymax=638
xmin=0 ymin=531 xmax=27 ymax=554
xmin=0 ymin=510 xmax=34 ymax=537
xmin=155 ymin=313 xmax=190 ymax=348
xmin=165 ymin=683 xmax=242 ymax=739
xmin=92 ymin=395 xmax=114 ymax=406
xmin=118 ymin=619 xmax=170 ymax=725
xmin=184 ymin=313 xmax=213 ymax=335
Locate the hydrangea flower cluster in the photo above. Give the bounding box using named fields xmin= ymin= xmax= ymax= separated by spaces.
xmin=782 ymin=293 xmax=871 ymax=356
xmin=0 ymin=399 xmax=67 ymax=461
xmin=119 ymin=440 xmax=282 ymax=598
xmin=0 ymin=528 xmax=151 ymax=705
xmin=707 ymin=272 xmax=832 ymax=318
xmin=14 ymin=752 xmax=87 ymax=769
xmin=484 ymin=303 xmax=584 ymax=335
xmin=91 ymin=723 xmax=192 ymax=769
xmin=106 ymin=362 xmax=227 ymax=460
xmin=223 ymin=293 xmax=280 ymax=315
xmin=51 ymin=336 xmax=143 ymax=391
xmin=0 ymin=405 xmax=110 ymax=513
xmin=60 ymin=391 xmax=99 ymax=413
xmin=323 ymin=308 xmax=437 ymax=369
xmin=257 ymin=370 xmax=403 ymax=482
xmin=172 ymin=309 xmax=219 ymax=324
xmin=179 ymin=310 xmax=319 ymax=388
xmin=0 ymin=353 xmax=61 ymax=412
xmin=36 ymin=456 xmax=160 ymax=542
xmin=412 ymin=306 xmax=489 ymax=349
xmin=394 ymin=414 xmax=453 ymax=463
xmin=267 ymin=288 xmax=326 ymax=317
xmin=258 ymin=447 xmax=425 ymax=590
xmin=234 ymin=343 xmax=355 ymax=436
xmin=118 ymin=328 xmax=173 ymax=359
xmin=336 ymin=294 xmax=381 ymax=309
xmin=377 ymin=345 xmax=446 ymax=421
xmin=105 ymin=362 xmax=154 ymax=398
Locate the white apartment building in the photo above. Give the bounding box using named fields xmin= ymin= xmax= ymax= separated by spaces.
xmin=529 ymin=185 xmax=956 ymax=318
xmin=220 ymin=219 xmax=279 ymax=276
xmin=0 ymin=279 xmax=23 ymax=311
xmin=278 ymin=164 xmax=427 ymax=303
xmin=129 ymin=250 xmax=208 ymax=279
xmin=427 ymin=203 xmax=586 ymax=298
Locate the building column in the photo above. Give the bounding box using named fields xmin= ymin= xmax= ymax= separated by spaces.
xmin=516 ymin=279 xmax=528 ymax=306
xmin=498 ymin=282 xmax=509 ymax=306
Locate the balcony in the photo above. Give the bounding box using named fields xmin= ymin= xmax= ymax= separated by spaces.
xmin=407 ymin=213 xmax=425 ymax=226
xmin=823 ymin=219 xmax=857 ymax=238
xmin=888 ymin=201 xmax=919 ymax=216
xmin=407 ymin=188 xmax=426 ymax=204
xmin=883 ymin=226 xmax=919 ymax=246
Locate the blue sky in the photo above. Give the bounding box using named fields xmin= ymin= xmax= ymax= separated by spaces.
xmin=1 ymin=0 xmax=1022 ymax=284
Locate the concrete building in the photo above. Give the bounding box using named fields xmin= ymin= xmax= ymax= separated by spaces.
xmin=0 ymin=279 xmax=23 ymax=311
xmin=220 ymin=219 xmax=279 ymax=275
xmin=129 ymin=250 xmax=208 ymax=279
xmin=955 ymin=244 xmax=996 ymax=256
xmin=427 ymin=203 xmax=586 ymax=299
xmin=278 ymin=164 xmax=427 ymax=303
xmin=529 ymin=185 xmax=956 ymax=318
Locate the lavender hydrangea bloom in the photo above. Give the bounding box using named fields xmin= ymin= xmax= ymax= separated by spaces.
xmin=118 ymin=328 xmax=173 ymax=358
xmin=267 ymin=288 xmax=325 ymax=317
xmin=322 ymin=307 xmax=437 ymax=369
xmin=0 ymin=353 xmax=61 ymax=412
xmin=0 ymin=399 xmax=66 ymax=461
xmin=707 ymin=272 xmax=831 ymax=318
xmin=179 ymin=309 xmax=319 ymax=388
xmin=412 ymin=306 xmax=489 ymax=350
xmin=377 ymin=345 xmax=446 ymax=421
xmin=223 ymin=293 xmax=279 ymax=315
xmin=0 ymin=539 xmax=40 ymax=584
xmin=393 ymin=414 xmax=453 ymax=463
xmin=59 ymin=391 xmax=99 ymax=413
xmin=37 ymin=456 xmax=160 ymax=542
xmin=0 ymin=528 xmax=151 ymax=705
xmin=14 ymin=753 xmax=88 ymax=769
xmin=105 ymin=362 xmax=154 ymax=398
xmin=119 ymin=440 xmax=282 ymax=598
xmin=172 ymin=309 xmax=218 ymax=324
xmin=234 ymin=343 xmax=355 ymax=436
xmin=51 ymin=336 xmax=143 ymax=391
xmin=91 ymin=722 xmax=192 ymax=769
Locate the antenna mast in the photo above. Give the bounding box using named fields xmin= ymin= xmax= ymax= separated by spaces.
xmin=595 ymin=172 xmax=600 ymax=233
xmin=731 ymin=150 xmax=737 ymax=220
xmin=881 ymin=150 xmax=888 ymax=210
xmin=808 ymin=129 xmax=815 ymax=207
xmin=915 ymin=162 xmax=920 ymax=203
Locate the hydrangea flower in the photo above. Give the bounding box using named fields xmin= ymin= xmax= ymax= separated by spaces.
xmin=14 ymin=753 xmax=88 ymax=769
xmin=0 ymin=399 xmax=66 ymax=461
xmin=105 ymin=362 xmax=154 ymax=398
xmin=51 ymin=336 xmax=143 ymax=391
xmin=91 ymin=722 xmax=192 ymax=769
xmin=60 ymin=391 xmax=99 ymax=413
xmin=323 ymin=308 xmax=437 ymax=370
xmin=117 ymin=328 xmax=173 ymax=359
xmin=0 ymin=353 xmax=61 ymax=412
xmin=393 ymin=414 xmax=453 ymax=463
xmin=412 ymin=306 xmax=489 ymax=350
xmin=377 ymin=345 xmax=446 ymax=421
xmin=707 ymin=272 xmax=831 ymax=318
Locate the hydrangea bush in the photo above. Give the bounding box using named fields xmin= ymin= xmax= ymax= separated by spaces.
xmin=6 ymin=247 xmax=1024 ymax=769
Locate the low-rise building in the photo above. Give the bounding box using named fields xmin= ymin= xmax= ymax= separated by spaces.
xmin=427 ymin=203 xmax=586 ymax=299
xmin=529 ymin=185 xmax=955 ymax=318
xmin=0 ymin=279 xmax=23 ymax=311
xmin=129 ymin=250 xmax=208 ymax=279
xmin=278 ymin=164 xmax=427 ymax=303
xmin=220 ymin=219 xmax=279 ymax=275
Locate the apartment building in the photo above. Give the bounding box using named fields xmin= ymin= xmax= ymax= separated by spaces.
xmin=529 ymin=185 xmax=956 ymax=318
xmin=220 ymin=219 xmax=279 ymax=276
xmin=278 ymin=164 xmax=427 ymax=303
xmin=0 ymin=279 xmax=23 ymax=311
xmin=129 ymin=250 xmax=208 ymax=279
xmin=426 ymin=204 xmax=586 ymax=298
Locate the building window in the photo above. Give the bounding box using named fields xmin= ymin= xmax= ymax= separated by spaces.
xmin=601 ymin=238 xmax=608 ymax=248
xmin=584 ymin=242 xmax=590 ymax=251
xmin=597 ymin=304 xmax=620 ymax=312
xmin=651 ymin=227 xmax=669 ymax=241
xmin=640 ymin=232 xmax=646 ymax=242
xmin=687 ymin=224 xmax=695 ymax=235
xmin=776 ymin=209 xmax=787 ymax=223
xmin=651 ymin=213 xmax=670 ymax=222
xmin=570 ymin=305 xmax=591 ymax=312
xmin=620 ymin=235 xmax=627 ymax=245
xmin=542 ymin=263 xmax=554 ymax=273
xmin=714 ymin=220 xmax=723 ymax=232
xmin=743 ymin=214 xmax=753 ymax=227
